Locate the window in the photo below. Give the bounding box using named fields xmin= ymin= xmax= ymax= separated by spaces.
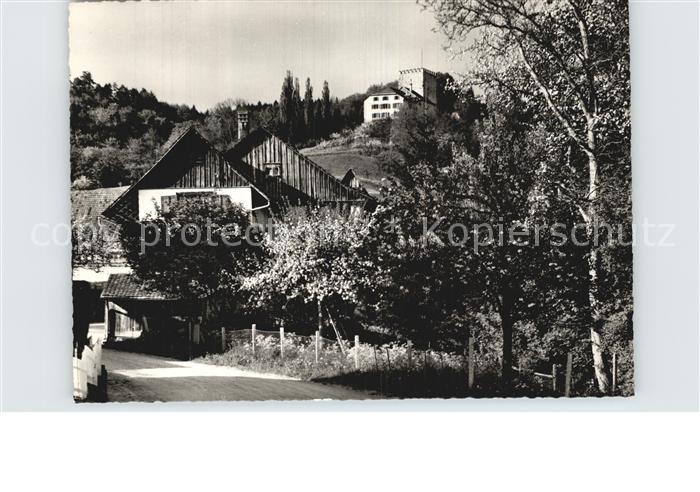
xmin=373 ymin=97 xmax=378 ymax=101
xmin=371 ymin=104 xmax=379 ymax=109
xmin=380 ymin=103 xmax=390 ymax=109
xmin=372 ymin=113 xmax=380 ymax=119
xmin=382 ymin=96 xmax=388 ymax=100
xmin=265 ymin=163 xmax=282 ymax=177
xmin=394 ymin=96 xmax=399 ymax=100
xmin=393 ymin=103 xmax=401 ymax=109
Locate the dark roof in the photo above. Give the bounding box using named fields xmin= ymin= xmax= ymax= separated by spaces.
xmin=71 ymin=186 xmax=129 ymax=222
xmin=367 ymin=90 xmax=397 ymax=97
xmin=101 ymin=273 xmax=178 ymax=301
xmin=341 ymin=169 xmax=357 ymax=186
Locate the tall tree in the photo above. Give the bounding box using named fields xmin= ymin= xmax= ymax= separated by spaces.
xmin=303 ymin=78 xmax=314 ymax=138
xmin=279 ymin=70 xmax=296 ymax=142
xmin=422 ymin=0 xmax=631 ymax=392
xmin=321 ymin=81 xmax=332 ymax=130
xmin=293 ymin=77 xmax=303 ymax=143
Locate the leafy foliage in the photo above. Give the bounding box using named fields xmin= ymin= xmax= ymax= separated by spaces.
xmin=242 ymin=207 xmax=374 ymax=323
xmin=121 ymin=198 xmax=263 ymax=307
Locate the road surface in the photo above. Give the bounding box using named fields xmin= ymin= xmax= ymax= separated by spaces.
xmin=103 ymin=349 xmax=376 ymax=402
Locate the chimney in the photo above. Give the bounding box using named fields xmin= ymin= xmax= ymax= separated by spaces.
xmin=237 ymin=109 xmax=249 ymax=140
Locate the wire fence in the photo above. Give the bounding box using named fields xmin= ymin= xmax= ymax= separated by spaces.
xmin=205 ymin=325 xmax=626 ymax=397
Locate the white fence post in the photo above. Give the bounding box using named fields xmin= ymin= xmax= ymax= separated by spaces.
xmin=280 ymin=326 xmax=285 ymax=359
xmin=612 ymin=352 xmax=617 ymax=395
xmin=314 ymin=330 xmax=320 ymax=364
xmin=354 ymin=335 xmax=360 ymax=370
xmin=407 ymin=341 xmax=413 ymax=369
xmin=552 ymin=363 xmax=558 ymax=393
xmin=221 ymin=327 xmax=226 ymax=352
xmin=251 ymin=323 xmax=256 ymax=355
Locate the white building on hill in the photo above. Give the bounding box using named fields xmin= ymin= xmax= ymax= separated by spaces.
xmin=363 ymin=67 xmax=439 ymax=123
xmin=363 ymin=90 xmax=404 ymax=122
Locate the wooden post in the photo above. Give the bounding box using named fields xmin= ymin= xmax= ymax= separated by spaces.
xmin=251 ymin=323 xmax=256 ymax=355
xmin=467 ymin=336 xmax=475 ymax=390
xmin=279 ymin=326 xmax=285 ymax=359
xmin=612 ymin=352 xmax=617 ymax=395
xmin=220 ymin=327 xmax=226 ymax=352
xmin=192 ymin=318 xmax=201 ymax=345
xmin=373 ymin=346 xmax=381 ymax=394
xmin=423 ymin=351 xmax=428 ymax=395
xmin=317 ymin=298 xmax=323 ymax=338
xmin=552 ymin=363 xmax=558 ymax=393
xmin=354 ymin=335 xmax=360 ymax=370
xmin=186 ymin=320 xmax=192 ymax=360
xmin=315 ymin=330 xmax=320 ymax=364
xmin=565 ymin=352 xmax=573 ymax=397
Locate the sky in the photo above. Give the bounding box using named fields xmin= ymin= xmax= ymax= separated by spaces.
xmin=69 ymin=0 xmax=469 ymax=110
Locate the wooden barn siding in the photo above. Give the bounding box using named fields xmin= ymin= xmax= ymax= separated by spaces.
xmin=241 ymin=134 xmax=361 ymax=203
xmin=173 ymin=149 xmax=249 ymax=188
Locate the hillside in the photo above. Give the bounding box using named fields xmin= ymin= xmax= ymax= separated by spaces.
xmin=300 ymin=147 xmax=391 ymax=197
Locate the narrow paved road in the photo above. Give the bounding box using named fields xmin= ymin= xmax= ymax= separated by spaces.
xmin=104 ymin=349 xmax=376 ymax=402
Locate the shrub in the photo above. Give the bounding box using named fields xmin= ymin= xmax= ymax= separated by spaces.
xmin=363 ymin=118 xmax=392 ymax=142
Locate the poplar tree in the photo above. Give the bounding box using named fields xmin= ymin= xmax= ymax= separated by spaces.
xmin=279 ymin=70 xmax=295 ymax=141
xmin=321 ymin=81 xmax=332 ymax=133
xmin=303 ymin=78 xmax=314 ymax=138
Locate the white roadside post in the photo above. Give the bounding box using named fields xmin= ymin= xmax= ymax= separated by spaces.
xmin=315 ymin=331 xmax=320 ymax=364
xmin=280 ymin=325 xmax=285 ymax=360
xmin=354 ymin=335 xmax=360 ymax=370
xmin=251 ymin=323 xmax=256 ymax=356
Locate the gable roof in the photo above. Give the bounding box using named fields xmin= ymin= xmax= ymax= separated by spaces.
xmin=341 ymin=168 xmax=357 ymax=186
xmin=101 ymin=273 xmax=178 ymax=301
xmin=103 ymin=126 xmax=269 ymax=223
xmin=72 ymin=186 xmax=129 ymax=222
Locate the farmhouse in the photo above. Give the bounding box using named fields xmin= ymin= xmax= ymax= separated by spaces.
xmin=72 ymin=123 xmax=372 ymax=354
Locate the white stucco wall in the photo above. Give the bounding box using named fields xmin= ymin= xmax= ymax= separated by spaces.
xmin=137 ymin=187 xmax=253 ymax=220
xmin=363 ymin=93 xmax=403 ymax=123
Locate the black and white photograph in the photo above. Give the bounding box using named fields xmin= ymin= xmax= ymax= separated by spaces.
xmin=68 ymin=0 xmax=633 ymax=402
xmin=5 ymin=0 xmax=700 ymax=490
